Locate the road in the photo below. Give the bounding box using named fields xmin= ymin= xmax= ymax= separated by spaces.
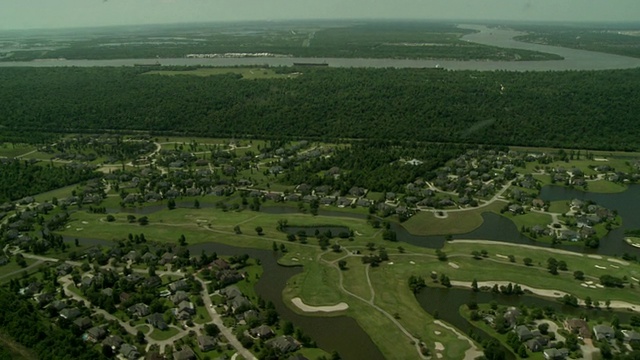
xmin=195 ymin=277 xmax=257 ymax=360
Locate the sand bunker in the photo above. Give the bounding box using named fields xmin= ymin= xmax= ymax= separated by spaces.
xmin=607 ymin=258 xmax=629 ymax=266
xmin=435 ymin=342 xmax=445 ymax=351
xmin=291 ymin=298 xmax=348 ymax=313
xmin=448 ymin=262 xmax=460 ymax=269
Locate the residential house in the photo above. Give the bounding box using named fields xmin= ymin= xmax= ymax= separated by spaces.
xmin=593 ymin=325 xmax=615 ymax=341
xmin=141 ymin=252 xmax=158 ymax=263
xmin=120 ymin=344 xmax=140 ymax=360
xmin=229 ymin=295 xmax=252 ymax=313
xmin=141 ymin=276 xmax=162 ymax=288
xmin=60 ymin=307 xmax=82 ymax=321
xmin=128 ymin=303 xmax=150 ymax=317
xmin=173 ymin=346 xmax=196 ymax=360
xmin=147 ymin=313 xmax=168 ymax=330
xmin=515 ymin=325 xmax=534 ymax=341
xmin=170 ymin=291 xmax=189 ymax=305
xmin=211 ymin=258 xmax=230 ymax=270
xmin=197 ymin=335 xmax=217 ymax=352
xmin=50 ymin=300 xmax=67 ymax=312
xmin=266 ymin=336 xmax=300 ymax=353
xmin=564 ymin=319 xmax=591 ymax=339
xmin=525 ymin=338 xmax=544 ymax=352
xmin=169 ymin=279 xmax=188 ymax=293
xmin=250 ymin=325 xmax=275 ymax=339
xmin=87 ymin=326 xmax=107 ymax=342
xmin=159 ymin=252 xmax=176 ymax=265
xmin=103 ymin=335 xmax=123 ymax=350
xmin=73 ymin=317 xmax=92 ymax=331
xmin=178 ymin=301 xmax=196 ymax=315
xmin=543 ymin=348 xmax=568 ymax=360
xmin=120 ymin=292 xmax=132 ymax=303
xmin=622 ymin=330 xmax=640 ymax=346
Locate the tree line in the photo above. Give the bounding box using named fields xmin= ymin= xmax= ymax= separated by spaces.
xmin=1 ymin=67 xmax=640 ymax=150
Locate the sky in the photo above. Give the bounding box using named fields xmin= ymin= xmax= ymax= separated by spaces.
xmin=1 ymin=0 xmax=639 ymax=30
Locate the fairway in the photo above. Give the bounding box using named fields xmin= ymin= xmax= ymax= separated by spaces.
xmin=145 ymin=67 xmax=300 ymax=80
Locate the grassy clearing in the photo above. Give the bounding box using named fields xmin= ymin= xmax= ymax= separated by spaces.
xmin=402 ymin=201 xmax=504 ymax=236
xmin=503 ymin=211 xmax=553 ymax=230
xmin=145 ymin=67 xmax=300 ymax=80
xmin=149 ymin=327 xmax=180 ymax=341
xmin=548 ymin=201 xmax=570 ymax=214
xmin=584 ymin=180 xmax=627 ymax=193
xmin=0 ymin=143 xmax=36 ymax=158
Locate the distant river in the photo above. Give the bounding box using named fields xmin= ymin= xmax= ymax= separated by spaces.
xmin=1 ymin=25 xmax=639 ymax=71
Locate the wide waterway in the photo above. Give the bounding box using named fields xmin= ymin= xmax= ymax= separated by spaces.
xmin=1 ymin=25 xmax=639 ymax=71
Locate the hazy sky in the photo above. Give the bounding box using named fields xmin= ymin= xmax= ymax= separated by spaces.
xmin=2 ymin=0 xmax=639 ymax=30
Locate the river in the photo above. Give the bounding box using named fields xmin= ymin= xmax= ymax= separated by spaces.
xmin=1 ymin=25 xmax=639 ymax=71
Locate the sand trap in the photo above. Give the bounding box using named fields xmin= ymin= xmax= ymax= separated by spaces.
xmin=291 ymin=257 xmax=299 ymax=262
xmin=608 ymin=258 xmax=629 ymax=266
xmin=291 ymin=298 xmax=348 ymax=313
xmin=596 ymin=284 xmax=604 ymax=288
xmin=388 ymin=262 xmax=394 ymax=265
xmin=611 ymin=265 xmax=619 ymax=269
xmin=66 ymin=225 xmax=71 ymax=228
xmin=354 ymin=231 xmax=363 ymax=236
xmin=632 ymin=277 xmax=639 ymax=282
xmin=585 ymin=281 xmax=594 ymax=285
xmin=448 ymin=262 xmax=460 ymax=269
xmin=589 ymin=285 xmax=597 ymax=289
xmin=76 ymin=228 xmax=83 ymax=231
xmin=495 ymin=254 xmax=508 ymax=259
xmin=81 ymin=221 xmax=88 ymax=224
xmin=435 ymin=342 xmax=445 ymax=351
xmin=581 ymin=283 xmax=588 ymax=287
xmin=595 ymin=265 xmax=607 ymax=269
xmin=588 ymin=255 xmax=603 ymax=259
xmin=410 ymin=261 xmax=416 ymax=265
xmin=436 ymin=354 xmax=443 ymax=359
xmin=434 ymin=331 xmax=441 ymax=335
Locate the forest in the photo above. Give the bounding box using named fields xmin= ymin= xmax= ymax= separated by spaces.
xmin=0 ymin=159 xmax=101 ymax=203
xmin=0 ymin=66 xmax=639 ymax=150
xmin=0 ymin=288 xmax=104 ymax=360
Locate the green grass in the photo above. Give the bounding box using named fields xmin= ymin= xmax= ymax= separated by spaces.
xmin=0 ymin=143 xmax=36 ymax=158
xmin=548 ymin=201 xmax=570 ymax=214
xmin=0 ymin=331 xmax=37 ymax=360
xmin=402 ymin=201 xmax=504 ymax=236
xmin=136 ymin=325 xmax=150 ymax=334
xmin=149 ymin=327 xmax=180 ymax=341
xmin=583 ymin=180 xmax=627 ymax=193
xmin=503 ymin=211 xmax=553 ymax=231
xmin=145 ymin=67 xmax=300 ymax=80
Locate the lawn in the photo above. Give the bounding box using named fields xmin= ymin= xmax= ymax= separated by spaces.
xmin=502 ymin=211 xmax=553 ymax=231
xmin=548 ymin=201 xmax=570 ymax=214
xmin=0 ymin=143 xmax=36 ymax=158
xmin=402 ymin=201 xmax=504 ymax=236
xmin=584 ymin=180 xmax=627 ymax=194
xmin=145 ymin=67 xmax=300 ymax=80
xmin=0 ymin=331 xmax=37 ymax=360
xmin=149 ymin=327 xmax=180 ymax=341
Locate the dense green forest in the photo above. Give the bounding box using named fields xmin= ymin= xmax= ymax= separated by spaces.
xmin=0 ymin=159 xmax=101 ymax=203
xmin=0 ymin=288 xmax=104 ymax=360
xmin=0 ymin=66 xmax=639 ymax=150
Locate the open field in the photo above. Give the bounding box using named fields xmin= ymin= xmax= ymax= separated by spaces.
xmin=0 ymin=332 xmax=37 ymax=360
xmin=145 ymin=67 xmax=299 ymax=80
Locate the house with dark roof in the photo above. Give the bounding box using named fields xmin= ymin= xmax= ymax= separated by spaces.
xmin=169 ymin=279 xmax=188 ymax=293
xmin=128 ymin=303 xmax=150 ymax=317
xmin=515 ymin=325 xmax=534 ymax=341
xmin=102 ymin=335 xmax=123 ymax=350
xmin=266 ymin=336 xmax=300 ymax=354
xmin=87 ymin=326 xmax=107 ymax=342
xmin=178 ymin=301 xmax=195 ymax=315
xmin=60 ymin=307 xmax=82 ymax=321
xmin=250 ymin=325 xmax=275 ymax=339
xmin=197 ymin=335 xmax=217 ymax=352
xmin=622 ymin=330 xmax=640 ymax=346
xmin=169 ymin=290 xmax=189 ymax=305
xmin=120 ymin=344 xmax=140 ymax=360
xmin=543 ymin=348 xmax=568 ymax=360
xmin=73 ymin=317 xmax=92 ymax=331
xmin=147 ymin=313 xmax=168 ymax=330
